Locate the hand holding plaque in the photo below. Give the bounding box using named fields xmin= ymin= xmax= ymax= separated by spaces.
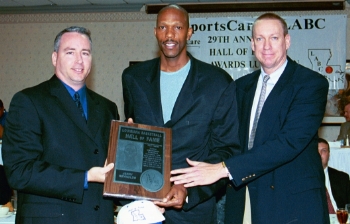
xmin=103 ymin=121 xmax=172 ymax=201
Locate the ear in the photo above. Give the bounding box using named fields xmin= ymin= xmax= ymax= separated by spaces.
xmin=285 ymin=34 xmax=291 ymax=50
xmin=52 ymin=52 xmax=57 ymax=67
xmin=251 ymin=38 xmax=255 ymax=52
xmin=154 ymin=27 xmax=157 ymax=37
xmin=187 ymin=27 xmax=193 ymax=40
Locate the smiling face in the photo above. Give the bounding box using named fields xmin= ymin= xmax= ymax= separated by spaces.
xmin=52 ymin=32 xmax=92 ymax=91
xmin=154 ymin=7 xmax=192 ymax=64
xmin=251 ymin=19 xmax=290 ymax=75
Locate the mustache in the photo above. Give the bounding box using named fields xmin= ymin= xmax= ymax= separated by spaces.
xmin=163 ymin=39 xmax=177 ymax=44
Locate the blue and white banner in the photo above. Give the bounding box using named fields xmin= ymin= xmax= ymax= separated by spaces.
xmin=188 ymin=15 xmax=347 ymax=90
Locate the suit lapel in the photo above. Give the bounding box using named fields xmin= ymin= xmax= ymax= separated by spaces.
xmin=49 ymin=76 xmax=93 ymax=140
xmin=328 ymin=167 xmax=341 ymax=207
xmin=254 ymin=59 xmax=297 ymax=145
xmin=165 ymin=56 xmax=195 ymax=127
xmin=145 ymin=58 xmax=164 ymax=126
xmin=86 ymin=89 xmax=102 ymax=139
xmin=240 ymin=71 xmax=260 ymax=151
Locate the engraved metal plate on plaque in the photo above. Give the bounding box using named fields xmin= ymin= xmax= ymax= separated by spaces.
xmin=103 ymin=121 xmax=172 ymax=201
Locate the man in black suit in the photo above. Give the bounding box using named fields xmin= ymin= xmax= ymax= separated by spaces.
xmin=122 ymin=4 xmax=240 ymax=224
xmin=2 ymin=26 xmax=119 ymax=223
xmin=170 ymin=12 xmax=329 ymax=224
xmin=0 ymin=165 xmax=12 ymax=208
xmin=318 ymin=138 xmax=350 ymax=210
xmin=0 ymin=99 xmax=12 ymax=211
xmin=0 ymin=99 xmax=7 ymax=139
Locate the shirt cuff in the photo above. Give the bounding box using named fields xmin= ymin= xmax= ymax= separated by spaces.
xmin=84 ymin=171 xmax=88 ymax=190
xmin=226 ymin=167 xmax=233 ymax=180
xmin=222 ymin=161 xmax=233 ymax=180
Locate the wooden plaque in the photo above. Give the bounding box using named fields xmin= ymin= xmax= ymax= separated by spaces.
xmin=103 ymin=121 xmax=172 ymax=201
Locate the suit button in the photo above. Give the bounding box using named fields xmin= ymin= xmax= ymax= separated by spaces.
xmin=270 ymin=185 xmax=274 ymax=189
xmin=94 ymin=149 xmax=99 ymax=154
xmin=242 ymin=178 xmax=246 ymax=181
xmin=94 ymin=205 xmax=100 ymax=211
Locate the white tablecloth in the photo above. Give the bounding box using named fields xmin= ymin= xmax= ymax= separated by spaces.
xmin=330 ymin=214 xmax=350 ymax=224
xmin=329 ymin=147 xmax=350 ymax=175
xmin=0 ymin=214 xmax=15 ymax=224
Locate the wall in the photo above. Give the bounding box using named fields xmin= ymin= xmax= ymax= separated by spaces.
xmin=0 ymin=12 xmax=159 ymax=118
xmin=0 ymin=7 xmax=349 ymax=142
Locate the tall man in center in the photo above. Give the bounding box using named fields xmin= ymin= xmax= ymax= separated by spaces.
xmin=122 ymin=4 xmax=240 ymax=223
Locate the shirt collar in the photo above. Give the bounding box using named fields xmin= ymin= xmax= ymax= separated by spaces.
xmin=61 ymin=82 xmax=87 ymax=102
xmin=260 ymin=59 xmax=288 ymax=84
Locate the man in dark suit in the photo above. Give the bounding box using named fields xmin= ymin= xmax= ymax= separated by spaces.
xmin=2 ymin=26 xmax=119 ymax=223
xmin=171 ymin=12 xmax=329 ymax=223
xmin=0 ymin=165 xmax=12 ymax=208
xmin=122 ymin=4 xmax=240 ymax=224
xmin=318 ymin=138 xmax=350 ymax=210
xmin=0 ymin=99 xmax=7 ymax=139
xmin=0 ymin=99 xmax=13 ymax=211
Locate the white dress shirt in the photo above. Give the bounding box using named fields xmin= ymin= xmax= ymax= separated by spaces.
xmin=325 ymin=166 xmax=338 ymax=210
xmin=244 ymin=60 xmax=288 ymax=224
xmin=248 ymin=60 xmax=288 ymax=135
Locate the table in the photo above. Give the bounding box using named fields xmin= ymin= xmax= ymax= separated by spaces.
xmin=330 ymin=214 xmax=349 ymax=224
xmin=329 ymin=147 xmax=350 ymax=176
xmin=0 ymin=214 xmax=15 ymax=224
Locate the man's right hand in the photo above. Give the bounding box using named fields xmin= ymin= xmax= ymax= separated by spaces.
xmin=87 ymin=163 xmax=114 ymax=183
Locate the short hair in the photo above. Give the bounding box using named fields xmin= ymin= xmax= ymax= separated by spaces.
xmin=53 ymin=26 xmax=92 ymax=52
xmin=336 ymin=89 xmax=350 ymax=115
xmin=157 ymin=4 xmax=190 ymax=28
xmin=0 ymin=99 xmax=3 ymax=108
xmin=318 ymin=137 xmax=330 ymax=151
xmin=253 ymin=12 xmax=288 ymax=37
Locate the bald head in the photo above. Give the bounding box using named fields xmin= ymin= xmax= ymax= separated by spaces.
xmin=157 ymin=4 xmax=190 ymax=28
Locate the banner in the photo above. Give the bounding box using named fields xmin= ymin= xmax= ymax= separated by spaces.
xmin=188 ymin=15 xmax=347 ymax=90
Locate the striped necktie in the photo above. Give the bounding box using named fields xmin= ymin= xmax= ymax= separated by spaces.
xmin=326 ymin=187 xmax=336 ymax=214
xmin=74 ymin=92 xmax=86 ymax=120
xmin=248 ymin=75 xmax=270 ymax=150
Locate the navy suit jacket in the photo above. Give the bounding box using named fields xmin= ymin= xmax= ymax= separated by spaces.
xmin=122 ymin=53 xmax=240 ymax=224
xmin=2 ymin=75 xmax=119 ymax=224
xmin=225 ymin=58 xmax=330 ymax=224
xmin=329 ymin=167 xmax=350 ymax=208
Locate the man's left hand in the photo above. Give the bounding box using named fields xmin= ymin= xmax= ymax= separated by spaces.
xmin=153 ymin=184 xmax=187 ymax=209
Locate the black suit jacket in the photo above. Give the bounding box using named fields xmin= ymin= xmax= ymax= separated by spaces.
xmin=0 ymin=165 xmax=12 ymax=205
xmin=2 ymin=75 xmax=119 ymax=224
xmin=329 ymin=166 xmax=350 ymax=208
xmin=122 ymin=53 xmax=240 ymax=224
xmin=225 ymin=58 xmax=330 ymax=224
